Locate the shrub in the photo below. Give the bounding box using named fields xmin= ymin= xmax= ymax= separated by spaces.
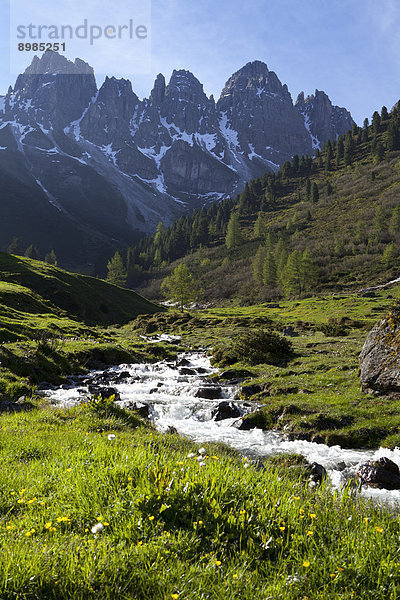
xmin=211 ymin=329 xmax=293 ymax=366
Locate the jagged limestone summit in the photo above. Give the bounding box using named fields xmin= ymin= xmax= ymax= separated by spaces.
xmin=0 ymin=52 xmax=353 ymax=268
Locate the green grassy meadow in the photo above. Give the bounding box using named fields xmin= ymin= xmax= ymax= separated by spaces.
xmin=1 ymin=254 xmax=400 ymax=597
xmin=1 ymin=403 xmax=400 ymax=600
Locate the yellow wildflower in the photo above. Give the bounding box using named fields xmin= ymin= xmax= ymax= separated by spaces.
xmin=375 ymin=526 xmax=384 ymax=533
xmin=215 ymin=560 xmax=222 ymax=566
xmin=303 ymin=561 xmax=310 ymax=567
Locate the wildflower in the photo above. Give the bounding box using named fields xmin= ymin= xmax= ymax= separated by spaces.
xmin=330 ymin=573 xmax=336 ymax=579
xmin=198 ymin=461 xmax=206 ymax=467
xmin=103 ymin=522 xmax=109 ymax=527
xmin=198 ymin=520 xmax=203 ymax=526
xmin=307 ymin=530 xmax=313 ymax=536
xmin=17 ymin=499 xmax=24 ymax=504
xmin=187 ymin=452 xmax=196 ymax=458
xmin=91 ymin=523 xmax=104 ymax=535
xmin=364 ymin=517 xmax=369 ymax=524
xmin=279 ymin=526 xmax=286 ymax=532
xmin=27 ymin=497 xmax=37 ymax=504
xmin=303 ymin=561 xmax=310 ymax=568
xmin=375 ymin=526 xmax=384 ymax=533
xmin=44 ymin=522 xmax=52 ymax=529
xmin=233 ymin=574 xmax=238 ymax=579
xmin=19 ymin=489 xmax=26 ymax=495
xmin=215 ymin=560 xmax=221 ymax=566
xmin=178 ymin=461 xmax=184 ymax=466
xmin=107 ymin=434 xmax=116 ymax=441
xmin=66 ymin=468 xmax=72 ymax=473
xmin=309 ymin=513 xmax=316 ymax=520
xmin=148 ymin=516 xmax=155 ymax=521
xmin=198 ymin=447 xmax=206 ymax=455
xmin=40 ymin=501 xmax=45 ymax=506
xmin=128 ymin=477 xmax=132 ymax=482
xmin=212 ymin=456 xmax=219 ymax=460
xmin=293 ymin=496 xmax=300 ymax=501
xmin=6 ymin=524 xmax=13 ymax=531
xmin=171 ymin=595 xmax=179 ymax=599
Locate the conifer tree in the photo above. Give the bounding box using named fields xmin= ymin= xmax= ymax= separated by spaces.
xmin=161 ymin=263 xmax=198 ymax=312
xmin=311 ymin=182 xmax=319 ymax=203
xmin=253 ymin=212 xmax=266 ymax=239
xmin=263 ymin=250 xmax=277 ymax=287
xmin=387 ymin=121 xmax=400 ymax=151
xmin=7 ymin=237 xmax=22 ymax=255
xmin=336 ymin=135 xmax=344 ymax=166
xmin=382 ymin=242 xmax=396 ymax=268
xmin=106 ymin=252 xmax=127 ymax=287
xmin=44 ymin=250 xmax=58 ymax=266
xmin=372 ymin=111 xmax=381 ymax=134
xmin=225 ymin=213 xmax=242 ymax=249
xmin=389 ymin=206 xmax=400 ymax=237
xmin=252 ymin=245 xmax=266 ymax=284
xmin=24 ymin=245 xmax=40 ymax=260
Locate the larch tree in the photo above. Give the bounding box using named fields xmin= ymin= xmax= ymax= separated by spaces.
xmin=106 ymin=251 xmax=127 ymax=287
xmin=225 ymin=213 xmax=242 ymax=250
xmin=161 ymin=263 xmax=199 ymax=312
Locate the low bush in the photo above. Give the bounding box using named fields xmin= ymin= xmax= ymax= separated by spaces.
xmin=211 ymin=329 xmax=293 ymax=366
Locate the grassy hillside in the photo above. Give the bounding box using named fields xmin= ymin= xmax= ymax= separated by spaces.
xmin=133 ymin=108 xmax=400 ymax=304
xmin=0 ymin=252 xmax=170 ymax=400
xmin=0 ymin=252 xmax=163 ymax=342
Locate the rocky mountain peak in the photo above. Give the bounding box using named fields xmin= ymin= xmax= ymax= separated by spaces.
xmin=166 ymin=70 xmax=208 ymax=103
xmin=150 ymin=73 xmax=166 ymax=106
xmin=295 ymin=88 xmax=354 ymax=147
xmin=23 ymin=51 xmax=94 ymax=77
xmin=219 ymin=60 xmax=291 ymax=102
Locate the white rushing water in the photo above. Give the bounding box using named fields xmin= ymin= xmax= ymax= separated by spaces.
xmin=42 ymin=349 xmax=400 ymax=506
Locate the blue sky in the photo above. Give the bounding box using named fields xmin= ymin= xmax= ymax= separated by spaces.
xmin=1 ymin=0 xmax=400 ymax=124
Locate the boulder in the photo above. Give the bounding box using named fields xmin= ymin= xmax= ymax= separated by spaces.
xmin=357 ymin=457 xmax=400 ymax=490
xmin=240 ymin=384 xmax=263 ymax=399
xmin=179 ymin=367 xmax=197 ymax=376
xmin=212 ymin=401 xmax=241 ymax=421
xmin=306 ymin=462 xmax=327 ymax=485
xmin=88 ymin=386 xmax=120 ymax=401
xmin=194 ymin=386 xmax=222 ymax=400
xmin=359 ymin=311 xmax=400 ymax=394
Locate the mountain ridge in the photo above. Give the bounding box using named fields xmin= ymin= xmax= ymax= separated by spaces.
xmin=0 ymin=52 xmax=354 ymax=270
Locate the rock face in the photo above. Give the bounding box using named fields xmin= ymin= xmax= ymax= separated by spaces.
xmin=359 ymin=312 xmax=400 ymax=394
xmin=295 ymin=90 xmax=354 ymax=149
xmin=0 ymin=52 xmax=355 ymax=267
xmin=357 ymin=457 xmax=400 ymax=490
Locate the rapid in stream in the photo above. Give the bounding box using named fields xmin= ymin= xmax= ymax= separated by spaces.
xmin=42 ymin=347 xmax=400 ymax=507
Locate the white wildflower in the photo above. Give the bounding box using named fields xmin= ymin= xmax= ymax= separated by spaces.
xmin=198 ymin=447 xmax=206 ymax=455
xmin=91 ymin=522 xmax=104 ymax=535
xmin=187 ymin=452 xmax=196 ymax=458
xmin=107 ymin=434 xmax=116 ymax=441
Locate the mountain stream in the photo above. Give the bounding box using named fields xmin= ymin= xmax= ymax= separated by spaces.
xmin=42 ymin=343 xmax=400 ymax=507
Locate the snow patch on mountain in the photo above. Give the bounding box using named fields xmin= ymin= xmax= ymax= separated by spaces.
xmin=302 ymin=112 xmax=321 ymax=150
